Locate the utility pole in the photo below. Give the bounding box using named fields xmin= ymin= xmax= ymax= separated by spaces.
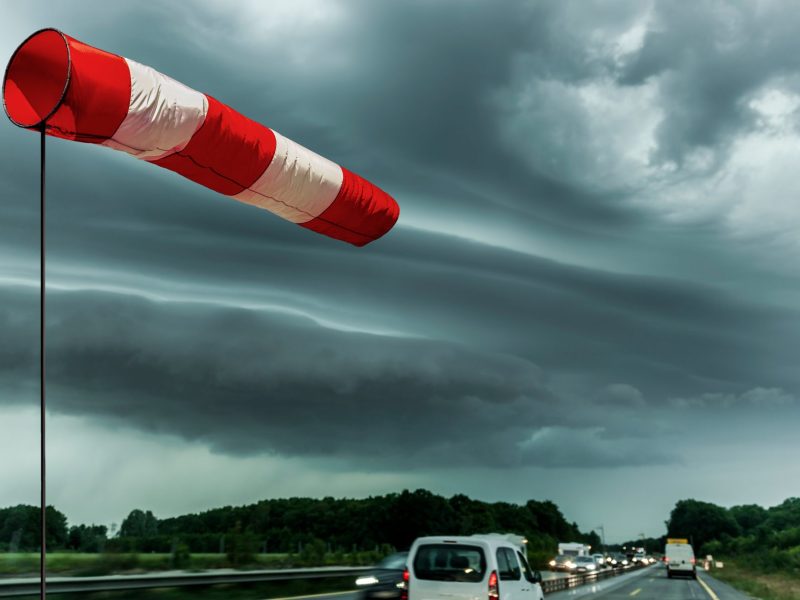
xmin=594 ymin=525 xmax=606 ymax=556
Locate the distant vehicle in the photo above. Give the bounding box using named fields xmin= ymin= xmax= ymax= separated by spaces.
xmin=591 ymin=553 xmax=609 ymax=568
xmin=558 ymin=542 xmax=591 ymax=557
xmin=356 ymin=552 xmax=409 ymax=600
xmin=408 ymin=535 xmax=545 ymax=600
xmin=473 ymin=533 xmax=528 ymax=555
xmin=548 ymin=555 xmax=576 ymax=572
xmin=665 ymin=541 xmax=696 ymax=579
xmin=632 ymin=552 xmax=648 ymax=565
xmin=572 ymin=556 xmax=598 ymax=573
xmin=607 ymin=553 xmax=629 ymax=568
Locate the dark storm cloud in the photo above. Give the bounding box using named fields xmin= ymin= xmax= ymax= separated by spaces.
xmin=617 ymin=1 xmax=800 ymax=166
xmin=0 ymin=285 xmax=675 ymax=468
xmin=91 ymin=0 xmax=640 ymax=231
xmin=3 ymin=129 xmax=800 ymax=430
xmin=2 ymin=0 xmax=800 ymax=478
xmin=28 ymin=175 xmax=800 ymax=404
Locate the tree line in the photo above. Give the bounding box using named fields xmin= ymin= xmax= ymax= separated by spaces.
xmin=664 ymin=497 xmax=800 ymax=572
xmin=0 ymin=489 xmax=599 ymax=565
xmin=616 ymin=497 xmax=800 ymax=572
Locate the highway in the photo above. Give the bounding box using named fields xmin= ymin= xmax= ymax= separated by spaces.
xmin=546 ymin=566 xmax=750 ymax=600
xmin=286 ymin=565 xmax=750 ymax=600
xmin=287 ymin=568 xmax=752 ymax=600
xmin=0 ymin=564 xmax=753 ymax=599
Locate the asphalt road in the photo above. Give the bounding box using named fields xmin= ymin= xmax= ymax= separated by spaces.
xmin=546 ymin=566 xmax=750 ymax=600
xmin=265 ymin=567 xmax=753 ymax=600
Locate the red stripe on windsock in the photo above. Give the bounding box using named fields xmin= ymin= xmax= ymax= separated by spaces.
xmin=153 ymin=96 xmax=277 ymax=196
xmin=301 ymin=167 xmax=399 ymax=246
xmin=50 ymin=34 xmax=130 ymax=143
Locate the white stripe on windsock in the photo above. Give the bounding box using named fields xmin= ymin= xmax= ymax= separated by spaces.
xmin=233 ymin=130 xmax=344 ymax=223
xmin=103 ymin=58 xmax=208 ymax=160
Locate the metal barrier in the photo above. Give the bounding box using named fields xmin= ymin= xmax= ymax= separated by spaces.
xmin=541 ymin=563 xmax=649 ymax=594
xmin=0 ymin=566 xmax=370 ymax=597
xmin=0 ymin=562 xmax=652 ymax=597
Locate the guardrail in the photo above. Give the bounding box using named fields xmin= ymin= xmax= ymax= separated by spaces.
xmin=0 ymin=562 xmax=652 ymax=597
xmin=0 ymin=566 xmax=370 ymax=597
xmin=541 ymin=563 xmax=649 ymax=594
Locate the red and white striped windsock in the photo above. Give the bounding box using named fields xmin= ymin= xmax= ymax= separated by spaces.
xmin=3 ymin=29 xmax=399 ymax=246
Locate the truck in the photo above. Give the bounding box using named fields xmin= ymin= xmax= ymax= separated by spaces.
xmin=558 ymin=542 xmax=591 ymax=557
xmin=473 ymin=533 xmax=528 ymax=555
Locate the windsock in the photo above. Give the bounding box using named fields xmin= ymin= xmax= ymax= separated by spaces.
xmin=3 ymin=29 xmax=399 ymax=246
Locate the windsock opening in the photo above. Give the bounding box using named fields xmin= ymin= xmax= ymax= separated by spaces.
xmin=3 ymin=28 xmax=70 ymax=128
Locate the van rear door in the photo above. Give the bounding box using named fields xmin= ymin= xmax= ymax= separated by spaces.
xmin=666 ymin=543 xmax=695 ymax=576
xmin=496 ymin=547 xmax=524 ymax=600
xmin=410 ymin=543 xmax=488 ymax=600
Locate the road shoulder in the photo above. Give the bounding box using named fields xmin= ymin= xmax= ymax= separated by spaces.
xmin=697 ymin=570 xmax=755 ymax=600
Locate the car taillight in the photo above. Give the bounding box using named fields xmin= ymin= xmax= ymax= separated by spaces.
xmin=488 ymin=570 xmax=499 ymax=600
xmin=664 ymin=557 xmax=669 ymax=563
xmin=400 ymin=568 xmax=409 ymax=600
xmin=690 ymin=558 xmax=696 ymax=565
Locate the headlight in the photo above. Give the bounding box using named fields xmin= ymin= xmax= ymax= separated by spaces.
xmin=587 ymin=564 xmax=596 ymax=570
xmin=356 ymin=576 xmax=379 ymax=586
xmin=549 ymin=560 xmax=556 ymax=567
xmin=566 ymin=562 xmax=576 ymax=569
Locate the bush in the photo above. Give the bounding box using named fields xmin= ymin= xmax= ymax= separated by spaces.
xmin=171 ymin=542 xmax=191 ymax=569
xmin=298 ymin=538 xmax=327 ymax=566
xmin=226 ymin=522 xmax=258 ymax=567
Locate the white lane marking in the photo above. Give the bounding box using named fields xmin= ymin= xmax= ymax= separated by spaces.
xmin=697 ymin=575 xmax=721 ymax=600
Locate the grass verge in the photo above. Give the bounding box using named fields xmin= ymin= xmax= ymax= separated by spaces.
xmin=0 ymin=553 xmax=294 ymax=577
xmin=708 ymin=560 xmax=800 ymax=600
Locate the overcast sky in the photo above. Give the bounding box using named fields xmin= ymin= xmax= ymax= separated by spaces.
xmin=2 ymin=0 xmax=800 ymax=543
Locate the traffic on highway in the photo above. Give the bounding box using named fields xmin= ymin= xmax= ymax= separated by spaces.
xmin=349 ymin=534 xmax=745 ymax=600
xmin=0 ymin=533 xmax=764 ymax=599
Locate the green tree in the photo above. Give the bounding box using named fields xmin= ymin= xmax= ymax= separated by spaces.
xmin=729 ymin=504 xmax=768 ymax=535
xmin=120 ymin=509 xmax=158 ymax=538
xmin=0 ymin=504 xmax=68 ymax=551
xmin=299 ymin=537 xmax=327 ymax=566
xmin=667 ymin=499 xmax=740 ymax=551
xmin=226 ymin=521 xmax=257 ymax=566
xmin=67 ymin=524 xmax=108 ymax=552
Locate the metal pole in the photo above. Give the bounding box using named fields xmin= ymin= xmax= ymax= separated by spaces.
xmin=40 ymin=122 xmax=47 ymax=600
xmin=595 ymin=525 xmax=606 ymax=556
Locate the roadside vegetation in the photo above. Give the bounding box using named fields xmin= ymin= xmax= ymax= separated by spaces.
xmin=710 ymin=558 xmax=800 ymax=600
xmin=0 ymin=489 xmax=598 ymax=576
xmin=664 ymin=498 xmax=800 ymax=599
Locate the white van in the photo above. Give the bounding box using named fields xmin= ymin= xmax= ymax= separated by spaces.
xmin=407 ymin=535 xmax=544 ymax=600
xmin=665 ymin=542 xmax=696 ymax=579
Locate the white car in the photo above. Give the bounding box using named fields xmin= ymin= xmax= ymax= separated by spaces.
xmin=591 ymin=553 xmax=608 ymax=568
xmin=665 ymin=542 xmax=696 ymax=579
xmin=572 ymin=556 xmax=598 ymax=573
xmin=407 ymin=535 xmax=545 ymax=600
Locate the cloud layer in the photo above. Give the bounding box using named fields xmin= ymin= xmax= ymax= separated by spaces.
xmin=2 ymin=0 xmax=800 ymax=537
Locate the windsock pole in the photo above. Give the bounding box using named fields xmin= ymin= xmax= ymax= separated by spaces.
xmin=39 ymin=122 xmax=47 ymax=600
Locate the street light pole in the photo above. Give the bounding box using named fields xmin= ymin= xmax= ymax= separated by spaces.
xmin=595 ymin=525 xmax=606 ymax=556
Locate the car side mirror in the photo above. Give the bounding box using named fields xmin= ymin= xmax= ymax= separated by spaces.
xmin=532 ymin=571 xmax=542 ymax=584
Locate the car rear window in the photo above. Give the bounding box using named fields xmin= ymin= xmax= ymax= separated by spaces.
xmin=413 ymin=544 xmax=486 ymax=582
